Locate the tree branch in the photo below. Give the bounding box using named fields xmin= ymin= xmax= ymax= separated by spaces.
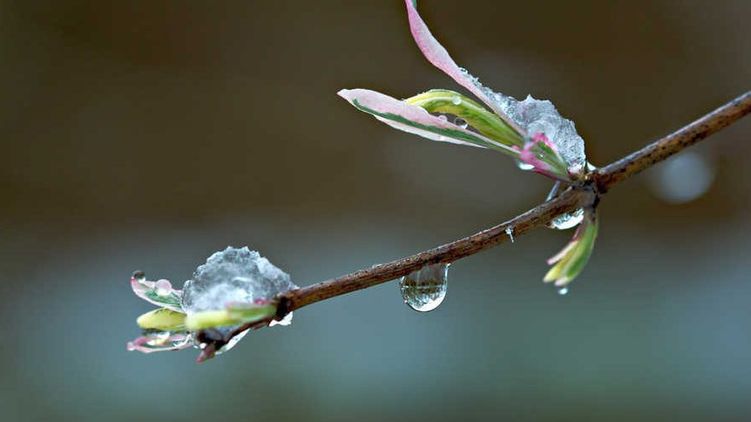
xmin=237 ymin=91 xmax=750 ymax=336
xmin=595 ymin=92 xmax=751 ymax=192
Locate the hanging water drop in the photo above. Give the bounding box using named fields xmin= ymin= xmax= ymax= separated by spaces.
xmin=399 ymin=263 xmax=449 ymax=312
xmin=505 ymin=226 xmax=514 ymax=243
xmin=132 ymin=270 xmax=146 ymax=282
xmin=451 ymin=96 xmax=462 ymax=105
xmin=454 ymin=117 xmax=468 ymax=129
xmin=549 ymin=208 xmax=584 ymax=230
xmin=558 ymin=287 xmax=569 ymax=296
xmin=437 ymin=114 xmax=448 ymax=121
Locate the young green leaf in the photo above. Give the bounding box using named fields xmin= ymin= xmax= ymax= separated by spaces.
xmin=544 ymin=209 xmax=599 ymax=286
xmin=338 ymin=88 xmax=520 ymax=156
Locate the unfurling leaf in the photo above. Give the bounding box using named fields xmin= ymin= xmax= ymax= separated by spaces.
xmin=544 ymin=209 xmax=599 ymax=286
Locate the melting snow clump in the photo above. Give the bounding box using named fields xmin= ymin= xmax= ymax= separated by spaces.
xmin=182 ymin=246 xmax=298 ymax=314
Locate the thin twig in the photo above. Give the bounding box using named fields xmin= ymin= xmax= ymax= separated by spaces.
xmin=595 ymin=91 xmax=751 ymax=192
xmin=230 ymin=91 xmax=750 ymax=338
xmin=284 ymin=187 xmax=593 ymax=312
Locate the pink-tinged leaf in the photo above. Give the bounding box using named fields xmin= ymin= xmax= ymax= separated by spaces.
xmin=338 ymin=88 xmax=519 ymax=156
xmin=544 ymin=210 xmax=599 ymax=286
xmin=126 ymin=332 xmax=192 ymax=354
xmin=130 ymin=272 xmax=183 ymax=312
xmin=404 ymin=0 xmax=523 ymax=134
xmin=517 ymin=133 xmax=571 ymax=181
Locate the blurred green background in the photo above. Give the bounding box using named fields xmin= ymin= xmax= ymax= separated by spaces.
xmin=1 ymin=1 xmax=750 ymax=420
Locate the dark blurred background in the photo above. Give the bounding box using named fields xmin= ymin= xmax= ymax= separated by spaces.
xmin=1 ymin=1 xmax=750 ymax=420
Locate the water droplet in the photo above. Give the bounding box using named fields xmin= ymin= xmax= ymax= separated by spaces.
xmin=558 ymin=287 xmax=569 ymax=296
xmin=454 ymin=117 xmax=468 ymax=129
xmin=451 ymin=96 xmax=462 ymax=105
xmin=399 ymin=263 xmax=449 ymax=312
xmin=549 ymin=208 xmax=584 ymax=230
xmin=437 ymin=115 xmax=448 ymax=121
xmin=132 ymin=270 xmax=146 ymax=281
xmin=154 ymin=279 xmax=173 ymax=296
xmin=515 ymin=160 xmax=534 ymax=171
xmin=505 ymin=226 xmax=514 ymax=243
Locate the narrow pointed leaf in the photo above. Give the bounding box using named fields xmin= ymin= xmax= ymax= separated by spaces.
xmin=338 ymin=88 xmax=519 ymax=156
xmin=404 ymin=0 xmax=523 ymax=135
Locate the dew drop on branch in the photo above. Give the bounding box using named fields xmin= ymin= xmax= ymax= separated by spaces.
xmin=399 ymin=263 xmax=449 ymax=312
xmin=505 ymin=226 xmax=515 ymax=243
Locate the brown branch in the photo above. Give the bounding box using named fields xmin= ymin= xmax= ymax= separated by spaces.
xmin=595 ymin=91 xmax=751 ymax=192
xmin=228 ymin=91 xmax=750 ymax=341
xmin=285 ymin=187 xmax=593 ymax=312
